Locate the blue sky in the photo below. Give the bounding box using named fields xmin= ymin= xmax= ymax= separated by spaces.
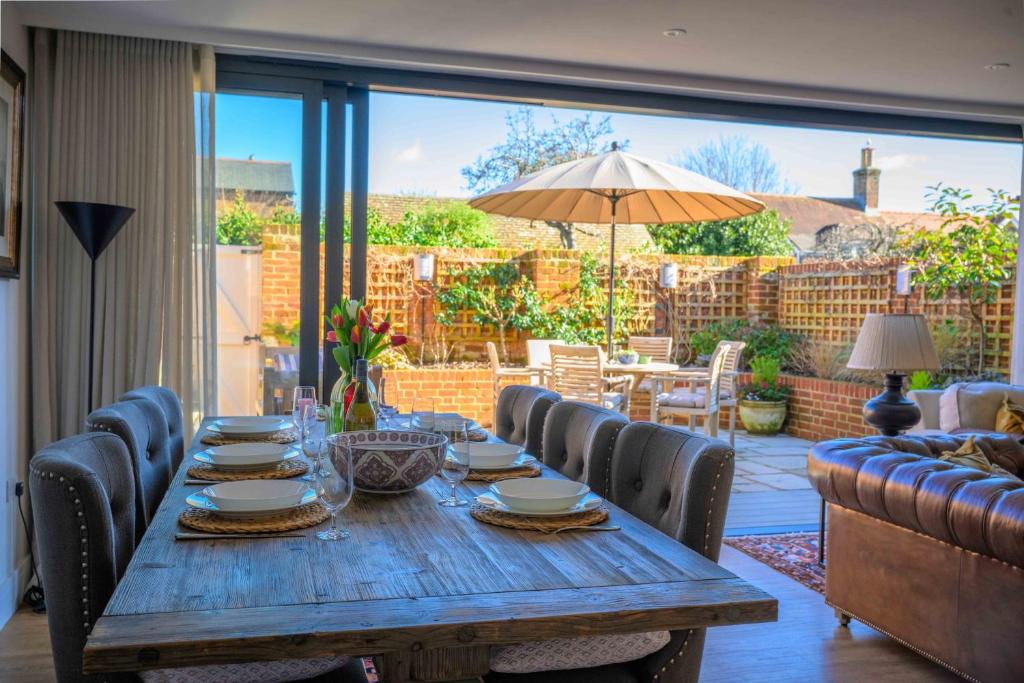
xmin=217 ymin=92 xmax=1022 ymax=213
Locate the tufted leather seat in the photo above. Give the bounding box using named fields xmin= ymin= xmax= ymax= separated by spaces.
xmin=489 ymin=422 xmax=735 ymax=683
xmin=86 ymin=399 xmax=173 ymax=542
xmin=495 ymin=385 xmax=561 ymax=457
xmin=808 ymin=433 xmax=1024 ymax=682
xmin=539 ymin=400 xmax=627 ymax=497
xmin=122 ymin=385 xmax=186 ymax=471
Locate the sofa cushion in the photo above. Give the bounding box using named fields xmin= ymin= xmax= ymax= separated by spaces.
xmin=995 ymin=395 xmax=1024 ymax=434
xmin=939 ymin=436 xmax=1020 ymax=480
xmin=939 ymin=382 xmax=1024 ymax=432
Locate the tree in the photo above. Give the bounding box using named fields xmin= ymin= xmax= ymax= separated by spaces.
xmin=216 ymin=191 xmax=263 ymax=245
xmin=461 ymin=108 xmax=625 ymax=248
xmin=647 ymin=209 xmax=794 ymax=256
xmin=675 ymin=135 xmax=796 ymax=194
xmin=901 ymin=185 xmax=1020 ymax=374
xmin=390 ymin=202 xmax=496 ymax=248
xmin=433 ymin=262 xmax=545 ymax=362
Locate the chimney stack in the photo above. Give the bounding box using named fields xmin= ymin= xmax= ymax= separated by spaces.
xmin=853 ymin=140 xmax=880 ymax=213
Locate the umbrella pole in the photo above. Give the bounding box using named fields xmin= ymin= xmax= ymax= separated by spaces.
xmin=606 ymin=196 xmax=618 ymax=358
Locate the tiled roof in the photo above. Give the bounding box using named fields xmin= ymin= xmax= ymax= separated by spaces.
xmin=750 ymin=193 xmax=945 ymax=242
xmin=216 ymin=158 xmax=295 ymax=194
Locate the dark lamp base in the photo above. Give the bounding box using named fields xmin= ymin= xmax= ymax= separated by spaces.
xmin=862 ymin=372 xmax=921 ymax=437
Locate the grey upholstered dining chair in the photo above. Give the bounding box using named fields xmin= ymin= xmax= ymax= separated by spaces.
xmin=86 ymin=399 xmax=172 ymax=542
xmin=122 ymin=385 xmax=186 ymax=470
xmin=487 ymin=422 xmax=735 ymax=683
xmin=30 ymin=433 xmax=367 ymax=683
xmin=30 ymin=433 xmax=136 ymax=683
xmin=494 ymin=385 xmax=561 ymax=457
xmin=539 ymin=400 xmax=628 ymax=497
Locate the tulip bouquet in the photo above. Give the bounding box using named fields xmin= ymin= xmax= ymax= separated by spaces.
xmin=326 ymin=298 xmax=408 ymax=377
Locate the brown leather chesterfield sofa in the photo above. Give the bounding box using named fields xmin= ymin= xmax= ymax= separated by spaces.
xmin=808 ymin=433 xmax=1024 ymax=683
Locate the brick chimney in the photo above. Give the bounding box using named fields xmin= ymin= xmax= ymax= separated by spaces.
xmin=853 ymin=141 xmax=880 ymax=213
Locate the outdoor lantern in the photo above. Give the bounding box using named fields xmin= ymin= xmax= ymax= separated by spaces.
xmin=659 ymin=263 xmax=679 ymax=289
xmin=895 ymin=265 xmax=912 ymax=296
xmin=414 ymin=253 xmax=435 ymax=281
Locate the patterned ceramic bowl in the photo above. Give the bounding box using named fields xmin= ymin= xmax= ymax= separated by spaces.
xmin=329 ymin=430 xmax=448 ymax=493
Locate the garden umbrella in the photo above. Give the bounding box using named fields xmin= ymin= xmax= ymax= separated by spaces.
xmin=469 ymin=143 xmax=766 ymax=355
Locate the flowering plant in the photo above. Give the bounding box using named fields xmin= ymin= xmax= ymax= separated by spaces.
xmin=739 ymin=355 xmax=790 ymax=402
xmin=326 ymin=298 xmax=408 ymax=376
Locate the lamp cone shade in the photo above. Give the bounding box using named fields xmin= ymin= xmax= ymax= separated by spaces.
xmin=56 ymin=201 xmax=135 ymax=260
xmin=847 ymin=313 xmax=940 ymax=372
xmin=468 ymin=148 xmax=764 ymax=223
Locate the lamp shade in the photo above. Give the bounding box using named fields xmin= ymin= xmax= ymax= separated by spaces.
xmin=847 ymin=313 xmax=940 ymax=372
xmin=55 ymin=201 xmax=135 ymax=260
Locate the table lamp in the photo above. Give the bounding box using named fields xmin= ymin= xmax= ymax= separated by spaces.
xmin=846 ymin=313 xmax=940 ymax=436
xmin=56 ymin=201 xmax=136 ymax=412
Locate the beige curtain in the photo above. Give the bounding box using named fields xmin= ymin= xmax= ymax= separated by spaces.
xmin=30 ymin=30 xmax=216 ymax=446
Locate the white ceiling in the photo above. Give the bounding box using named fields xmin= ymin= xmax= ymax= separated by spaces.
xmin=11 ymin=0 xmax=1024 ymax=124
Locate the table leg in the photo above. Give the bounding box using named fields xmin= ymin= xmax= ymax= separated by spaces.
xmin=378 ymin=646 xmax=491 ymax=682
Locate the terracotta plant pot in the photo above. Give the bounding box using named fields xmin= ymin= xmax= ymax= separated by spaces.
xmin=738 ymin=399 xmax=788 ymax=435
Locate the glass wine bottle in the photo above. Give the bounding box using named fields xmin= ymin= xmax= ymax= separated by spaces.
xmin=344 ymin=358 xmax=377 ymax=431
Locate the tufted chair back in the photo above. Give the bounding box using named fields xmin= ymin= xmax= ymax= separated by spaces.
xmin=609 ymin=422 xmax=735 ymax=683
xmin=541 ymin=400 xmax=628 ymax=497
xmin=495 ymin=385 xmax=561 ymax=457
xmin=30 ymin=433 xmax=136 ymax=683
xmin=122 ymin=385 xmax=186 ymax=471
xmin=87 ymin=399 xmax=172 ymax=542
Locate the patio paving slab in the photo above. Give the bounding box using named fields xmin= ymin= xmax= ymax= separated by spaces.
xmin=742 ymin=455 xmax=809 ymax=471
xmin=733 ymin=461 xmax=787 ymax=476
xmin=745 ymin=472 xmax=814 ymax=490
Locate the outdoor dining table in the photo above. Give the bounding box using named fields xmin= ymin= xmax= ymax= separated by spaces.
xmin=83 ymin=416 xmax=777 ymax=682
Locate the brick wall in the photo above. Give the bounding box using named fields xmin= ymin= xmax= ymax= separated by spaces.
xmin=736 ymin=372 xmax=876 ymax=441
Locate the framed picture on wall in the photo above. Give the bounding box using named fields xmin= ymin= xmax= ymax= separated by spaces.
xmin=0 ymin=50 xmax=26 ymax=279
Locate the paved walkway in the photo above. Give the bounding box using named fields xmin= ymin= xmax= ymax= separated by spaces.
xmin=723 ymin=430 xmax=821 ymax=536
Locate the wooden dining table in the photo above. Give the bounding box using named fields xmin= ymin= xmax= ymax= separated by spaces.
xmin=83 ymin=417 xmax=777 ymax=682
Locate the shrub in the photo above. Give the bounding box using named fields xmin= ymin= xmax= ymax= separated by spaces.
xmin=689 ymin=319 xmax=801 ymax=370
xmin=789 ymin=339 xmax=851 ymax=380
xmin=647 ymin=209 xmax=794 ymax=257
xmin=740 ymin=356 xmax=790 ymax=402
xmin=391 ymin=202 xmax=497 ymax=248
xmin=908 ymin=371 xmax=934 ymax=391
xmin=217 ymin=191 xmax=263 ymax=246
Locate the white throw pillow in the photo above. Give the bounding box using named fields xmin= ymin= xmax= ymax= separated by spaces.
xmin=139 ymin=656 xmax=349 ymax=683
xmin=489 ymin=631 xmax=671 ymax=674
xmin=939 ymin=383 xmax=964 ymax=432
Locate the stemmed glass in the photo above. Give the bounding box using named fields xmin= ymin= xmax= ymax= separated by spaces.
xmin=317 ymin=437 xmax=355 ymax=541
xmin=438 ymin=422 xmax=469 ymax=507
xmin=301 ymin=437 xmax=322 ymax=482
xmin=292 ymin=386 xmax=317 ymax=441
xmin=411 ymin=396 xmax=435 ymax=433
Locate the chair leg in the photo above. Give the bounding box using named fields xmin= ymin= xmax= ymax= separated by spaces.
xmin=707 ymin=410 xmax=719 ymax=438
xmin=688 ymin=415 xmax=696 ymax=431
xmin=728 ymin=406 xmax=736 ymax=447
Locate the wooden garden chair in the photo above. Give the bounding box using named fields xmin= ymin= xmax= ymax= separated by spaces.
xmin=548 ymin=344 xmax=634 ymax=415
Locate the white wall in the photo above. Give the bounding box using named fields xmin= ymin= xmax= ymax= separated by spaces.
xmin=0 ymin=2 xmax=33 ymax=629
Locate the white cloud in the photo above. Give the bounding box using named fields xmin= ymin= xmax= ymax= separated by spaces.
xmin=874 ymin=153 xmax=927 ymax=171
xmin=395 ymin=139 xmax=424 ymax=163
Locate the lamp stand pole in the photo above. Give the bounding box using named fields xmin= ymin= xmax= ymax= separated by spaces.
xmin=88 ymin=257 xmax=97 ymax=413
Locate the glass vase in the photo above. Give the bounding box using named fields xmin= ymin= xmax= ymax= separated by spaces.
xmin=329 ymin=371 xmax=378 ymax=433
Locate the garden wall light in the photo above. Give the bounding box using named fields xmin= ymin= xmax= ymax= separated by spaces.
xmin=415 ymin=253 xmax=435 ymax=281
xmin=659 ymin=262 xmax=679 ymax=289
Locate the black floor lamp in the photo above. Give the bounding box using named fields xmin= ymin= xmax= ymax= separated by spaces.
xmin=56 ymin=201 xmax=135 ymax=412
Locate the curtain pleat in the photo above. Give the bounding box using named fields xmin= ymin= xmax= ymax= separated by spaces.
xmin=30 ymin=29 xmax=216 ymax=447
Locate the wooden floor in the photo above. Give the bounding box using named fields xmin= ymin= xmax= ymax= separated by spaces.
xmin=0 ymin=545 xmax=957 ymax=682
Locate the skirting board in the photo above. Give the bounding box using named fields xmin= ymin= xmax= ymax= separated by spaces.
xmin=0 ymin=555 xmax=33 ymax=630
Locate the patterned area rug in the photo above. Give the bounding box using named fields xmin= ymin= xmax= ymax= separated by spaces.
xmin=724 ymin=532 xmax=825 ymax=595
xmin=363 ymin=657 xmax=379 ymax=680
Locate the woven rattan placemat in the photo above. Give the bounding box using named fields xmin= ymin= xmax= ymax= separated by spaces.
xmin=178 ymin=501 xmax=328 ymax=534
xmin=186 ymin=459 xmax=309 ymax=482
xmin=200 ymin=429 xmax=298 ymax=446
xmin=469 ymin=504 xmax=608 ymax=532
xmin=443 ymin=462 xmax=541 ymax=482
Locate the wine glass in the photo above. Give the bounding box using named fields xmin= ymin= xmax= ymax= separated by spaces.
xmin=300 ymin=436 xmax=322 ymax=482
xmin=317 ymin=437 xmax=355 ymax=541
xmin=411 ymin=396 xmax=435 ymax=433
xmin=292 ymin=386 xmax=317 ymax=441
xmin=438 ymin=422 xmax=469 ymax=508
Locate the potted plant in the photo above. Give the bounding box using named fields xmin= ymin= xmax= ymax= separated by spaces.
xmin=325 ymin=298 xmax=408 ymax=433
xmin=738 ymin=356 xmax=790 ymax=435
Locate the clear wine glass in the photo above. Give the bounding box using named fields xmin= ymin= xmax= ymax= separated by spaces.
xmin=438 ymin=422 xmax=469 ymax=508
xmin=317 ymin=437 xmax=354 ymax=541
xmin=292 ymin=386 xmax=318 ymax=441
xmin=300 ymin=436 xmax=322 ymax=482
xmin=411 ymin=396 xmax=435 ymax=433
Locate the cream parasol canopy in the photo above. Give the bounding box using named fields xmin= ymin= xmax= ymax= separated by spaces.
xmin=469 ymin=143 xmax=766 ymax=353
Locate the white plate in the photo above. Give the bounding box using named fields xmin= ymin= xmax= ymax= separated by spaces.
xmin=190 ymin=479 xmax=312 ymax=516
xmin=448 ymin=452 xmax=536 ymax=471
xmin=208 ymin=417 xmax=292 ymax=436
xmin=411 ymin=413 xmax=479 ymax=432
xmin=193 ymin=443 xmax=298 ymax=471
xmin=185 ymin=487 xmax=317 ymax=519
xmin=475 ymin=492 xmax=602 ymax=517
xmin=450 ymin=442 xmax=523 ymax=469
xmin=489 ymin=478 xmax=591 ymax=513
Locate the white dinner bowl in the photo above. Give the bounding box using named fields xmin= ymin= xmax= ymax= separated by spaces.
xmin=194 ymin=443 xmax=295 ymax=470
xmin=202 ymin=480 xmax=310 ymax=513
xmin=450 ymin=442 xmax=522 ymax=469
xmin=210 ymin=416 xmax=291 ymax=436
xmin=488 ymin=478 xmax=590 ymax=513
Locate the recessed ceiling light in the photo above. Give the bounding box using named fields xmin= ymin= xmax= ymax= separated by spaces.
xmin=984 ymin=63 xmax=1010 ymax=71
xmin=662 ymin=28 xmax=687 ymax=38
